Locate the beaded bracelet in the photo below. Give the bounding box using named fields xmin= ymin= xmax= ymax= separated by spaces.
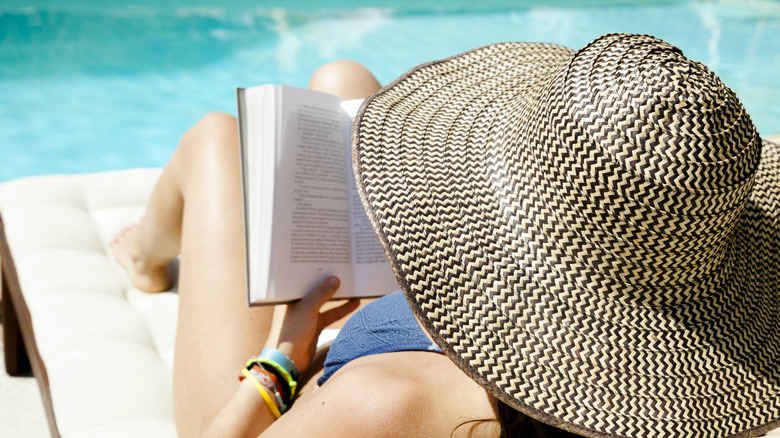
xmin=243 ymin=364 xmax=286 ymax=412
xmin=255 ymin=348 xmax=299 ymax=400
xmin=240 ymin=348 xmax=299 ymax=417
xmin=241 ymin=368 xmax=282 ymax=419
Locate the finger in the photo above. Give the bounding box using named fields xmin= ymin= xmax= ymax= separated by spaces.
xmin=306 ymin=276 xmax=341 ymax=308
xmin=318 ymin=299 xmax=361 ymax=330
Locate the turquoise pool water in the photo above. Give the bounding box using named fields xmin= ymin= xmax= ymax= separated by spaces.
xmin=1 ymin=0 xmax=779 ymax=182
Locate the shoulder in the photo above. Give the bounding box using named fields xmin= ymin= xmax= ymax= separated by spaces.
xmin=263 ymin=351 xmax=498 ymax=438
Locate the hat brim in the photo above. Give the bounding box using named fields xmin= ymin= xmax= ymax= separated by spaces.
xmin=352 ymin=35 xmax=780 ymax=437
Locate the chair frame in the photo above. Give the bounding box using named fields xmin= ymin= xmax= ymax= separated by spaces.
xmin=1 ymin=214 xmax=61 ymax=438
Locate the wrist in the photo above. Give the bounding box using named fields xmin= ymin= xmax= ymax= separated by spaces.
xmin=258 ymin=347 xmax=300 ymax=384
xmin=239 ymin=348 xmax=300 ymax=418
xmin=274 ymin=342 xmax=297 ymax=369
xmin=241 ymin=368 xmax=283 ymax=418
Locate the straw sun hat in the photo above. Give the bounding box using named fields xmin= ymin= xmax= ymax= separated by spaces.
xmin=352 ymin=33 xmax=779 ymax=437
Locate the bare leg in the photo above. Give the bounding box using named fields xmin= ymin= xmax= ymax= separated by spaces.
xmin=308 ymin=59 xmax=382 ymax=100
xmin=112 ymin=60 xmax=381 ymax=437
xmin=111 ymin=110 xmax=271 ymax=436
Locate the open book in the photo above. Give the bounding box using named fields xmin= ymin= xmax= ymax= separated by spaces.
xmin=236 ymin=85 xmax=399 ymax=305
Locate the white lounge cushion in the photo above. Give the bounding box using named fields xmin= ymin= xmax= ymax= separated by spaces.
xmin=0 ymin=169 xmax=178 ymax=438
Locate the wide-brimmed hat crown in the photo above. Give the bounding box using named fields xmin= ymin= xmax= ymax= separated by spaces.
xmin=352 ymin=33 xmax=779 ymax=437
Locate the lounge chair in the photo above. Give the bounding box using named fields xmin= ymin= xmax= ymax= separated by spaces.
xmin=2 ymin=138 xmax=780 ymax=436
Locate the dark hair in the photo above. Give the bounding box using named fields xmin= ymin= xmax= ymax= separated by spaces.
xmin=452 ymin=400 xmax=584 ymax=438
xmin=496 ymin=400 xmax=583 ymax=438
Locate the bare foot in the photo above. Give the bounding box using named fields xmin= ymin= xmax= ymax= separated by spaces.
xmin=111 ymin=223 xmax=173 ymax=293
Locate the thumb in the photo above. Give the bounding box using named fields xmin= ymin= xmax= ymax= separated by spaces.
xmin=309 ymin=276 xmax=341 ymax=307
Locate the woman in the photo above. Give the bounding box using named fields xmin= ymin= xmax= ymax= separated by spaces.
xmin=112 ymin=59 xmax=501 ymax=438
xmin=113 ymin=34 xmax=780 ymax=437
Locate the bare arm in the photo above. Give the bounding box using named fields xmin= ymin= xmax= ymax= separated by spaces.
xmin=260 ymin=357 xmax=414 ymax=438
xmin=203 ymin=379 xmax=277 ymax=438
xmin=260 ymin=350 xmax=499 ymax=438
xmin=203 ymin=276 xmax=360 ymax=438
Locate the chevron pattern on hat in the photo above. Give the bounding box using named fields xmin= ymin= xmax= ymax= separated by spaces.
xmin=353 ymin=33 xmax=779 ymax=438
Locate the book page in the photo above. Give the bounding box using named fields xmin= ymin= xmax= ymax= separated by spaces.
xmin=268 ymin=87 xmax=355 ymax=301
xmin=341 ymin=100 xmax=400 ymax=297
xmin=237 ymin=85 xmax=278 ymax=305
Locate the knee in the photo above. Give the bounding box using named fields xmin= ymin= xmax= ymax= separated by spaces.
xmin=178 ymin=112 xmax=239 ymax=167
xmin=308 ymin=60 xmax=382 ymax=100
xmin=186 ymin=112 xmax=237 ymax=148
xmin=194 ymin=112 xmax=237 ymax=135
